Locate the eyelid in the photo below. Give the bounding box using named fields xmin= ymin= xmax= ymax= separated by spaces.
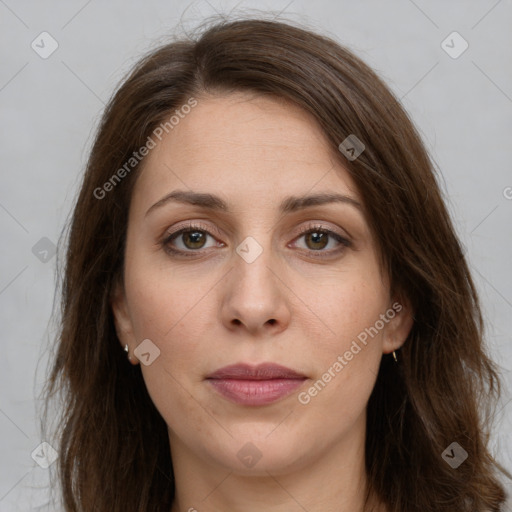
xmin=163 ymin=220 xmax=349 ymax=241
xmin=162 ymin=221 xmax=223 ymax=241
xmin=294 ymin=222 xmax=350 ymax=241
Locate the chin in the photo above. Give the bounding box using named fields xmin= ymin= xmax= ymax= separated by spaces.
xmin=206 ymin=430 xmax=312 ymax=476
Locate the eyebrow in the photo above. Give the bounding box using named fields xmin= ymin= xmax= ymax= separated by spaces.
xmin=145 ymin=189 xmax=362 ymax=217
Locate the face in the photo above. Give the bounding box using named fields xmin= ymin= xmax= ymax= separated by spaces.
xmin=112 ymin=91 xmax=413 ymax=476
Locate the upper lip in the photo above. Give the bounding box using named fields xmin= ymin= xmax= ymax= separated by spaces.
xmin=206 ymin=363 xmax=306 ymax=380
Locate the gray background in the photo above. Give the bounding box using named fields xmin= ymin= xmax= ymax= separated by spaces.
xmin=0 ymin=0 xmax=511 ymax=509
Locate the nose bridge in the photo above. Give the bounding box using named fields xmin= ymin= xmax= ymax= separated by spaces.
xmin=233 ymin=232 xmax=279 ymax=298
xmin=220 ymin=229 xmax=291 ymax=334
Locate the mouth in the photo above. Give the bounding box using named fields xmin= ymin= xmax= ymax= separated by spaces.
xmin=205 ymin=363 xmax=308 ymax=406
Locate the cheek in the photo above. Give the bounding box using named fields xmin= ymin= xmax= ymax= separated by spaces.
xmin=294 ymin=267 xmax=387 ymax=411
xmin=123 ymin=262 xmax=212 ymax=434
xmin=298 ymin=264 xmax=388 ymax=353
xmin=123 ymin=252 xmax=214 ymax=344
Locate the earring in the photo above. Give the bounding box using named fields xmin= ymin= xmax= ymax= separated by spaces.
xmin=124 ymin=344 xmax=132 ymax=362
xmin=392 ymin=350 xmax=398 ymax=363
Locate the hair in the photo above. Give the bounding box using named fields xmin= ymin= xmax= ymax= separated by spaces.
xmin=40 ymin=13 xmax=510 ymax=512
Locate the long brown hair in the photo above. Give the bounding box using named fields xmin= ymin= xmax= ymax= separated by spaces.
xmin=40 ymin=14 xmax=510 ymax=511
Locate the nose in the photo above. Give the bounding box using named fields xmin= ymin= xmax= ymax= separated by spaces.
xmin=219 ymin=239 xmax=291 ymax=336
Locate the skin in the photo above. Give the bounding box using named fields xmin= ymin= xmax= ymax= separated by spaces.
xmin=112 ymin=91 xmax=414 ymax=512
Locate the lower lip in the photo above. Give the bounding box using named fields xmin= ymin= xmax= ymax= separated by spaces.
xmin=207 ymin=378 xmax=306 ymax=406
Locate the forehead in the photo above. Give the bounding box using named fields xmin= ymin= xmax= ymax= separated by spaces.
xmin=132 ymin=92 xmax=360 ymax=211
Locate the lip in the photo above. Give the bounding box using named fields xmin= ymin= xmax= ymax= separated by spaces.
xmin=206 ymin=363 xmax=307 ymax=406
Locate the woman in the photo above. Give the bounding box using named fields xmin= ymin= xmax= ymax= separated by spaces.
xmin=41 ymin=15 xmax=511 ymax=512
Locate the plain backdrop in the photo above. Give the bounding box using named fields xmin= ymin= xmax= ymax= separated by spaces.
xmin=0 ymin=0 xmax=511 ymax=509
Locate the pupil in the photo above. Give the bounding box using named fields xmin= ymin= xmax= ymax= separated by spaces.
xmin=308 ymin=232 xmax=327 ymax=250
xmin=185 ymin=231 xmax=205 ymax=248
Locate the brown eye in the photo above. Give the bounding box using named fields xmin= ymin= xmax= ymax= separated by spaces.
xmin=162 ymin=223 xmax=223 ymax=257
xmin=179 ymin=230 xmax=207 ymax=250
xmin=165 ymin=228 xmax=212 ymax=251
xmin=291 ymin=225 xmax=352 ymax=257
xmin=304 ymin=231 xmax=329 ymax=250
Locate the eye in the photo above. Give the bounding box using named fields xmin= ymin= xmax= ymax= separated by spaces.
xmin=290 ymin=224 xmax=351 ymax=257
xmin=162 ymin=223 xmax=223 ymax=257
xmin=161 ymin=222 xmax=351 ymax=258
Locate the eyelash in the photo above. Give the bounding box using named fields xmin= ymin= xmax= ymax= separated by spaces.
xmin=161 ymin=222 xmax=352 ymax=259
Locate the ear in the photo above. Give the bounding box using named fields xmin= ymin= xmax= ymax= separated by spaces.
xmin=110 ymin=278 xmax=139 ymax=365
xmin=381 ymin=295 xmax=414 ymax=355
